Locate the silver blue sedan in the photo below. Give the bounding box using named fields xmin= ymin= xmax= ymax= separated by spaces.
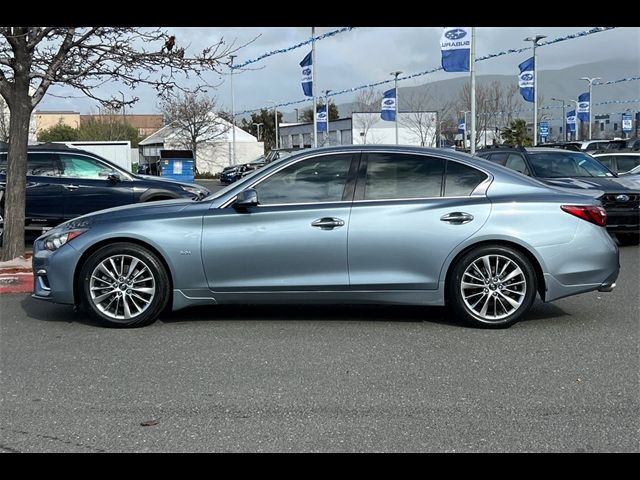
xmin=32 ymin=145 xmax=620 ymax=328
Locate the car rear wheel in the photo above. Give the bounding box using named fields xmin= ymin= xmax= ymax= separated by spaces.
xmin=448 ymin=245 xmax=537 ymax=328
xmin=78 ymin=242 xmax=170 ymax=328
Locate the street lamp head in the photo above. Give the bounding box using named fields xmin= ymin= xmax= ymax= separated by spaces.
xmin=524 ymin=35 xmax=547 ymax=44
xmin=390 ymin=71 xmax=403 ymax=77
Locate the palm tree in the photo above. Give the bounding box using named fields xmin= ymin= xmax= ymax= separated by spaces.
xmin=501 ymin=119 xmax=533 ymax=146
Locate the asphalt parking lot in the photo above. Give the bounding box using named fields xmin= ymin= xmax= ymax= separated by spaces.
xmin=0 ymin=246 xmax=638 ymax=452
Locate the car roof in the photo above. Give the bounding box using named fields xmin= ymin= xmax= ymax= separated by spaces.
xmin=592 ymin=151 xmax=640 ymax=156
xmin=524 ymin=147 xmax=585 ymax=153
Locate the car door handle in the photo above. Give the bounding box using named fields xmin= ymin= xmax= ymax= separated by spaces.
xmin=311 ymin=217 xmax=345 ymax=229
xmin=440 ymin=212 xmax=474 ymax=224
xmin=64 ymin=185 xmax=80 ymax=190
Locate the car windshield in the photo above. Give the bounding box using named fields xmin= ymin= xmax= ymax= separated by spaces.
xmin=527 ymin=151 xmax=615 ymax=178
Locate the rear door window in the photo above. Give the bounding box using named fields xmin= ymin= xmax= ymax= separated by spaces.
xmin=363 ymin=153 xmax=444 ymax=200
xmin=595 ymin=156 xmax=614 ymax=171
xmin=26 ymin=152 xmax=59 ymax=176
xmin=487 ymin=152 xmax=508 ymax=166
xmin=505 ymin=154 xmax=530 ymax=175
xmin=615 ymin=155 xmax=640 ymax=173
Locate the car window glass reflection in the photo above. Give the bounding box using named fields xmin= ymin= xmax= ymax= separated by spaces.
xmin=364 ymin=153 xmax=444 ymax=200
xmin=25 ymin=153 xmax=58 ymax=176
xmin=445 ymin=161 xmax=488 ymax=196
xmin=255 ymin=154 xmax=352 ymax=205
xmin=59 ymin=154 xmax=113 ymax=179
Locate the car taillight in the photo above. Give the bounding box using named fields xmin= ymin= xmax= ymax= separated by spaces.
xmin=561 ymin=205 xmax=607 ymax=227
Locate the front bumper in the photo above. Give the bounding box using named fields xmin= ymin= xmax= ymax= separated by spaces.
xmin=31 ymin=237 xmax=80 ymax=306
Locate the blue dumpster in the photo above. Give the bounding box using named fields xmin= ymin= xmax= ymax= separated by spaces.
xmin=160 ymin=150 xmax=195 ymax=183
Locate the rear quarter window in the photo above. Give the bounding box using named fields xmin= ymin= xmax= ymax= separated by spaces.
xmin=444 ymin=161 xmax=488 ymax=196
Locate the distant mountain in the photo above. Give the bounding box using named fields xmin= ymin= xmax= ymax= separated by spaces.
xmin=281 ymin=58 xmax=639 ymax=122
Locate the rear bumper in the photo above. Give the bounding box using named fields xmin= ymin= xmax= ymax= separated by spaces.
xmin=538 ymin=221 xmax=620 ymax=302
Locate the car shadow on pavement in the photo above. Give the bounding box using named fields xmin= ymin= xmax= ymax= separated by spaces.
xmin=20 ymin=296 xmax=103 ymax=327
xmin=159 ymin=304 xmax=459 ymax=326
xmin=19 ymin=296 xmax=569 ymax=328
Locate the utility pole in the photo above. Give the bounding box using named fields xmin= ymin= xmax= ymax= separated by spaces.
xmin=391 ymin=71 xmax=402 ymax=144
xmin=524 ymin=34 xmax=547 ymax=146
xmin=228 ymin=55 xmax=237 ymax=165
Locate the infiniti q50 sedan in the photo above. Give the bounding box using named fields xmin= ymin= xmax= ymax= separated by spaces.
xmin=32 ymin=145 xmax=620 ymax=328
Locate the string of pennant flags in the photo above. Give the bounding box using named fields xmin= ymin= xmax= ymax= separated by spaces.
xmin=231 ymin=27 xmax=356 ymax=70
xmin=237 ymin=26 xmax=623 ymax=116
xmin=593 ymin=76 xmax=640 ymax=86
xmin=457 ymin=99 xmax=640 ymax=117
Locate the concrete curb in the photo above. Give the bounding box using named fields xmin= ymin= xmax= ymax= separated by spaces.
xmin=0 ymin=252 xmax=33 ymax=294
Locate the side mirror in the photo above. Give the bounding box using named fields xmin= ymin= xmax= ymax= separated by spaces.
xmin=100 ymin=171 xmax=121 ymax=183
xmin=233 ymin=188 xmax=258 ymax=210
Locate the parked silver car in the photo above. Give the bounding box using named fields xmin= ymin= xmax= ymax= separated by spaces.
xmin=32 ymin=146 xmax=619 ymax=328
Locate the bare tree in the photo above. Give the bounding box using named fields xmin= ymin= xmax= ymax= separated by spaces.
xmin=160 ymin=92 xmax=230 ymax=173
xmin=400 ymin=91 xmax=437 ymax=147
xmin=0 ymin=27 xmax=248 ymax=260
xmin=456 ymin=80 xmax=522 ymax=148
xmin=351 ymin=86 xmax=381 ymax=144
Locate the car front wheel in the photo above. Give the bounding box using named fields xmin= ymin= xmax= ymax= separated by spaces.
xmin=78 ymin=242 xmax=170 ymax=328
xmin=448 ymin=245 xmax=537 ymax=328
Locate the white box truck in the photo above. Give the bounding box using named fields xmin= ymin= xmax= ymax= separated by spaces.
xmin=55 ymin=141 xmax=132 ymax=172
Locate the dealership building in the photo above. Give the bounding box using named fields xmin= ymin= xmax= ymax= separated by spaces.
xmin=277 ymin=111 xmax=438 ymax=149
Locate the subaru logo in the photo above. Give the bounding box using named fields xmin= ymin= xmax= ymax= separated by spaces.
xmin=302 ymin=68 xmax=311 ymax=76
xmin=445 ymin=29 xmax=466 ymax=40
xmin=383 ymin=99 xmax=394 ymax=106
xmin=616 ymin=194 xmax=630 ymax=202
xmin=521 ymin=73 xmax=533 ymax=81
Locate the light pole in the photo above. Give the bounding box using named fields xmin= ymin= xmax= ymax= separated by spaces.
xmin=390 ymin=71 xmax=402 ymax=144
xmin=551 ymin=97 xmax=566 ymax=141
xmin=294 ymin=108 xmax=299 ymax=122
xmin=268 ymin=100 xmax=279 ymax=150
xmin=460 ymin=110 xmax=470 ymax=150
xmin=228 ymin=55 xmax=237 ymax=166
xmin=254 ymin=122 xmax=264 ymax=142
xmin=566 ymin=99 xmax=579 ymax=141
xmin=322 ymin=89 xmax=331 ymax=146
xmin=524 ymin=34 xmax=546 ymax=146
xmin=581 ymin=76 xmax=601 ymax=139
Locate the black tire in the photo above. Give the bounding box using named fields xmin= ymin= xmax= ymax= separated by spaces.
xmin=616 ymin=233 xmax=639 ymax=246
xmin=78 ymin=242 xmax=170 ymax=328
xmin=447 ymin=245 xmax=537 ymax=328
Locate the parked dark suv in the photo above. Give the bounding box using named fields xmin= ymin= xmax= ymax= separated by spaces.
xmin=476 ymin=145 xmax=640 ymax=245
xmin=0 ymin=143 xmax=210 ymax=237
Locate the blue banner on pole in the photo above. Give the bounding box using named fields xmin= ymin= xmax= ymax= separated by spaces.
xmin=577 ymin=92 xmax=590 ymax=122
xmin=566 ymin=110 xmax=576 ymax=133
xmin=300 ymin=51 xmax=313 ymax=97
xmin=458 ymin=118 xmax=465 ymax=134
xmin=381 ymin=88 xmax=396 ymax=121
xmin=539 ymin=121 xmax=549 ymax=140
xmin=440 ymin=27 xmax=471 ymax=72
xmin=622 ymin=113 xmax=632 ymax=132
xmin=317 ymin=104 xmax=327 ymax=132
xmin=518 ymin=57 xmax=535 ymax=103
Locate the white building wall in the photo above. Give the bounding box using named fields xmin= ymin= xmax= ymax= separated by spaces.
xmin=352 ymin=112 xmax=437 ymax=147
xmin=165 ymin=141 xmax=264 ymax=174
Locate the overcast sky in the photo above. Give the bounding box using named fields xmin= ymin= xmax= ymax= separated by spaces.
xmin=38 ymin=26 xmax=639 ymax=115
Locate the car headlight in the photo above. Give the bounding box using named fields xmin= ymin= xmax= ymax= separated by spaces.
xmin=44 ymin=229 xmax=87 ymax=251
xmin=180 ymin=185 xmax=209 ymax=197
